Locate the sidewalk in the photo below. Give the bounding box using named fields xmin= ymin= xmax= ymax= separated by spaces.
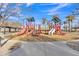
xmin=0 ymin=40 xmax=21 ymax=56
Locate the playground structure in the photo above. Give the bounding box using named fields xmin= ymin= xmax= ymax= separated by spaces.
xmin=17 ymin=23 xmax=44 ymax=36
xmin=48 ymin=16 xmax=65 ymax=35
xmin=49 ymin=23 xmax=65 ymax=35
xmin=16 ymin=16 xmax=64 ymax=36
xmin=17 ymin=24 xmax=63 ymax=36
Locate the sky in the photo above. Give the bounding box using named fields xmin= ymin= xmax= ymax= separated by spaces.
xmin=6 ymin=3 xmax=79 ymax=25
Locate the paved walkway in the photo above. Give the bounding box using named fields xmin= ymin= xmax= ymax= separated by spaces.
xmin=0 ymin=33 xmax=79 ymax=56
xmin=0 ymin=40 xmax=21 ymax=56
xmin=9 ymin=41 xmax=79 ymax=56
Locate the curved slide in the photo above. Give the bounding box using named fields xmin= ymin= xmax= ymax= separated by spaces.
xmin=48 ymin=28 xmax=55 ymax=35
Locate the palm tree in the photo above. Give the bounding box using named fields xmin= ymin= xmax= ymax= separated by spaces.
xmin=63 ymin=21 xmax=68 ymax=32
xmin=66 ymin=15 xmax=75 ymax=32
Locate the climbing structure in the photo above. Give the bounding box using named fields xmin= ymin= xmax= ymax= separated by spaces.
xmin=49 ymin=15 xmax=65 ymax=35
xmin=54 ymin=23 xmax=64 ymax=35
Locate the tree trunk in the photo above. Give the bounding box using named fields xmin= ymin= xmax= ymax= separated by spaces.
xmin=45 ymin=25 xmax=46 ymax=34
xmin=34 ymin=22 xmax=35 ymax=30
xmin=69 ymin=21 xmax=72 ymax=32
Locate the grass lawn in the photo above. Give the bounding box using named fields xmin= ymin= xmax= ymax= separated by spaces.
xmin=4 ymin=32 xmax=79 ymax=42
xmin=42 ymin=32 xmax=79 ymax=41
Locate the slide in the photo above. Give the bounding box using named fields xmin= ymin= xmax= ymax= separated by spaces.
xmin=48 ymin=28 xmax=55 ymax=35
xmin=27 ymin=29 xmax=34 ymax=35
xmin=17 ymin=27 xmax=27 ymax=36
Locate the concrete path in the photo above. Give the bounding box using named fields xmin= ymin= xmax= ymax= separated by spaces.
xmin=9 ymin=41 xmax=79 ymax=56
xmin=0 ymin=40 xmax=21 ymax=56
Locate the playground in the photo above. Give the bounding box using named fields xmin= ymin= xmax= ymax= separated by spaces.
xmin=1 ymin=23 xmax=79 ymax=42
xmin=0 ymin=14 xmax=79 ymax=54
xmin=4 ymin=16 xmax=79 ymax=41
xmin=0 ymin=3 xmax=79 ymax=42
xmin=0 ymin=3 xmax=79 ymax=56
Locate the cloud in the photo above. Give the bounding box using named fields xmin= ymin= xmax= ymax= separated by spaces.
xmin=16 ymin=3 xmax=22 ymax=7
xmin=9 ymin=16 xmax=19 ymax=21
xmin=46 ymin=3 xmax=71 ymax=15
xmin=26 ymin=3 xmax=33 ymax=7
xmin=39 ymin=3 xmax=57 ymax=6
xmin=15 ymin=3 xmax=33 ymax=7
xmin=49 ymin=4 xmax=70 ymax=12
xmin=0 ymin=3 xmax=9 ymax=8
xmin=47 ymin=11 xmax=61 ymax=15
